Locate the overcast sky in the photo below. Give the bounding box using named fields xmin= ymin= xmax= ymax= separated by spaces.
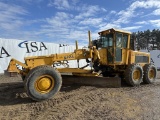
xmin=0 ymin=0 xmax=160 ymax=45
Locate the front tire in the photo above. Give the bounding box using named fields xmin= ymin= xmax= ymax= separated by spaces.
xmin=125 ymin=64 xmax=143 ymax=86
xmin=24 ymin=65 xmax=62 ymax=101
xmin=143 ymin=64 xmax=157 ymax=84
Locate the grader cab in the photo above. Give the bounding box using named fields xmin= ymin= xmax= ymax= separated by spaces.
xmin=92 ymin=28 xmax=157 ymax=86
xmin=6 ymin=28 xmax=157 ymax=101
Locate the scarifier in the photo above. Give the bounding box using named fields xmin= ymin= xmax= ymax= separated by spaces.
xmin=5 ymin=28 xmax=157 ymax=101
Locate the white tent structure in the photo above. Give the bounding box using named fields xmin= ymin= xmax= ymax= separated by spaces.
xmin=0 ymin=38 xmax=160 ymax=74
xmin=0 ymin=38 xmax=88 ymax=74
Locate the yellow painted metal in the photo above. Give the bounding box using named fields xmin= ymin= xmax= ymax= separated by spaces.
xmin=125 ymin=34 xmax=130 ymax=65
xmin=34 ymin=75 xmax=55 ymax=94
xmin=149 ymin=69 xmax=155 ymax=79
xmin=99 ymin=48 xmax=107 ymax=65
xmin=25 ymin=57 xmax=53 ymax=68
xmin=7 ymin=58 xmax=28 ymax=74
xmin=129 ymin=50 xmax=150 ymax=65
xmin=24 ymin=49 xmax=91 ymax=69
xmin=133 ymin=69 xmax=141 ymax=80
xmin=92 ymin=46 xmax=100 ymax=62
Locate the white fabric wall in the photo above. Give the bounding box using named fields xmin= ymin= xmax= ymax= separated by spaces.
xmin=140 ymin=49 xmax=160 ymax=70
xmin=0 ymin=38 xmax=87 ymax=73
xmin=1 ymin=38 xmax=160 ymax=74
xmin=150 ymin=50 xmax=160 ymax=70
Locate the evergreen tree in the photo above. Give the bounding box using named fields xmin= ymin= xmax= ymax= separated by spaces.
xmin=131 ymin=28 xmax=160 ymax=50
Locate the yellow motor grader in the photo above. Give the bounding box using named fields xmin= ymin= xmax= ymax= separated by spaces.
xmin=6 ymin=28 xmax=157 ymax=101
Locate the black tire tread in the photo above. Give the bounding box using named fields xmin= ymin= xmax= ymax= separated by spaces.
xmin=24 ymin=65 xmax=62 ymax=101
xmin=143 ymin=64 xmax=157 ymax=84
xmin=125 ymin=64 xmax=143 ymax=86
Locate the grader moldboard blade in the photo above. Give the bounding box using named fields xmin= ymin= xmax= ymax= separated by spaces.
xmin=62 ymin=75 xmax=121 ymax=88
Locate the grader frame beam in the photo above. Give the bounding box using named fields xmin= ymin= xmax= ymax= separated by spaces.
xmin=7 ymin=58 xmax=29 ymax=74
xmin=7 ymin=30 xmax=101 ymax=76
xmin=6 ymin=44 xmax=98 ymax=76
xmin=6 ymin=30 xmax=102 ymax=77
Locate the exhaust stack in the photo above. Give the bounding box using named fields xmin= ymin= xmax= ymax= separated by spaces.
xmin=88 ymin=31 xmax=92 ymax=47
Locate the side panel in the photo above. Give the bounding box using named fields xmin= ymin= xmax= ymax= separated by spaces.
xmin=128 ymin=50 xmax=150 ymax=65
xmin=98 ymin=48 xmax=107 ymax=65
xmin=121 ymin=49 xmax=127 ymax=64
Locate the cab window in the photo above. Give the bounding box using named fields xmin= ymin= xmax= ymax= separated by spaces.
xmin=116 ymin=33 xmax=128 ymax=48
xmin=108 ymin=35 xmax=113 ymax=46
xmin=122 ymin=35 xmax=128 ymax=48
xmin=100 ymin=34 xmax=113 ymax=47
xmin=116 ymin=33 xmax=122 ymax=47
xmin=101 ymin=36 xmax=108 ymax=47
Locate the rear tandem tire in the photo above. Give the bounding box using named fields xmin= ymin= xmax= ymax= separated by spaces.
xmin=143 ymin=64 xmax=157 ymax=84
xmin=24 ymin=65 xmax=62 ymax=101
xmin=125 ymin=64 xmax=143 ymax=86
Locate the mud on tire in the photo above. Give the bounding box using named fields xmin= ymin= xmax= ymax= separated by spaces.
xmin=125 ymin=64 xmax=143 ymax=86
xmin=24 ymin=65 xmax=62 ymax=101
xmin=143 ymin=64 xmax=157 ymax=84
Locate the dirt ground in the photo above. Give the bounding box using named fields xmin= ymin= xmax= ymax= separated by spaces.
xmin=0 ymin=73 xmax=160 ymax=120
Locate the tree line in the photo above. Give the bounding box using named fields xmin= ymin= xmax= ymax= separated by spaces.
xmin=131 ymin=29 xmax=160 ymax=50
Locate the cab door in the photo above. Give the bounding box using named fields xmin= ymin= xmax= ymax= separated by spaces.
xmin=107 ymin=34 xmax=114 ymax=64
xmin=115 ymin=33 xmax=128 ymax=63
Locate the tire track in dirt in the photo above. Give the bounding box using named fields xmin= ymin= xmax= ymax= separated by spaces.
xmin=29 ymin=86 xmax=97 ymax=119
xmin=0 ymin=75 xmax=160 ymax=120
xmin=35 ymin=87 xmax=101 ymax=120
xmin=0 ymin=85 xmax=96 ymax=120
xmin=34 ymin=87 xmax=143 ymax=120
xmin=35 ymin=81 xmax=160 ymax=120
xmin=0 ymin=83 xmax=153 ymax=120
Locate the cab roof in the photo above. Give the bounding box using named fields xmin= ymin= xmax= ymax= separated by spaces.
xmin=98 ymin=28 xmax=131 ymax=35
